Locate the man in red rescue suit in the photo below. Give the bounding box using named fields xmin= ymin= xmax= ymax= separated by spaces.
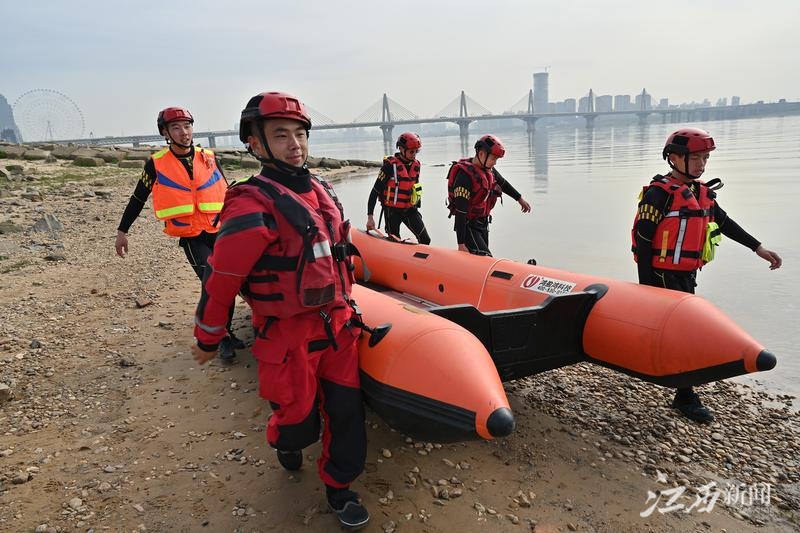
xmin=632 ymin=127 xmax=782 ymax=423
xmin=191 ymin=92 xmax=370 ymax=531
xmin=366 ymin=132 xmax=431 ymax=244
xmin=448 ymin=134 xmax=531 ymax=256
xmin=114 ymin=107 xmax=242 ymax=362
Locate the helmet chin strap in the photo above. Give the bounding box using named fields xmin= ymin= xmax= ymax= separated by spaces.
xmin=667 ymin=154 xmax=702 ymax=181
xmin=165 ymin=131 xmax=193 ymax=150
xmin=248 ymin=124 xmax=307 ymax=175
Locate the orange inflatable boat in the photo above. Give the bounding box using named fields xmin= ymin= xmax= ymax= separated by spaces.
xmin=351 ymin=284 xmax=514 ymax=442
xmin=352 ymin=230 xmax=777 ymax=388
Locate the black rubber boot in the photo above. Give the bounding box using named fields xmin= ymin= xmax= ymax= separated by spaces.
xmin=672 ymin=390 xmax=714 ymax=423
xmin=276 ymin=450 xmax=303 ymax=471
xmin=217 ymin=336 xmax=236 ymax=365
xmin=327 ymin=486 xmax=369 ymax=530
xmin=228 ymin=331 xmax=246 ymax=350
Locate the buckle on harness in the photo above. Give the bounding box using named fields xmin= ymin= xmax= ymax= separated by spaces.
xmin=331 ymin=242 xmax=349 ymax=262
xmin=319 ymin=310 xmax=338 ymax=350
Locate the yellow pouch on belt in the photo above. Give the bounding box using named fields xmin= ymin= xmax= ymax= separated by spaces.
xmin=702 ymin=222 xmax=722 ymax=262
xmin=411 ymin=183 xmax=423 ymax=206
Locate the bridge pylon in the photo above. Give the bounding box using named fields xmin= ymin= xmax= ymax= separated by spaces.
xmin=456 ymin=119 xmax=472 ymax=146
xmin=380 ymin=124 xmax=394 ymax=147
xmin=381 ymin=93 xmax=392 ymax=122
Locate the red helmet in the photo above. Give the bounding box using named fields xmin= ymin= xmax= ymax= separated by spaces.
xmin=662 ymin=128 xmax=716 ymax=160
xmin=157 ymin=107 xmax=193 ymax=135
xmin=239 ymin=91 xmax=312 ymax=143
xmin=396 ymin=132 xmax=422 ymax=151
xmin=474 ymin=135 xmax=505 ymax=157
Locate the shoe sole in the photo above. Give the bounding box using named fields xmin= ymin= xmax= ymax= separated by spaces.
xmin=329 ymin=502 xmax=369 ymax=530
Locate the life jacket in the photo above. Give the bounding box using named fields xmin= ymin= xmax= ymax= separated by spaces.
xmin=150 ymin=147 xmax=226 ymax=237
xmin=382 ymin=154 xmax=421 ymax=209
xmin=228 ymin=174 xmax=357 ymax=322
xmin=446 ymin=158 xmax=502 ymax=219
xmin=631 ymin=174 xmax=721 ymax=271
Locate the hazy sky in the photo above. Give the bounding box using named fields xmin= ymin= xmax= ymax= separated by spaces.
xmin=2 ymin=0 xmax=798 ymax=138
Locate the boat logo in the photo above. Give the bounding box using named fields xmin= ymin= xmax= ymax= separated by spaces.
xmin=521 ymin=274 xmax=576 ymax=295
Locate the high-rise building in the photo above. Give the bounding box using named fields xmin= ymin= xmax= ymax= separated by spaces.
xmin=533 ymin=72 xmax=549 ymax=114
xmin=0 ymin=94 xmax=22 ymax=143
xmin=731 ymin=96 xmax=741 ymax=106
xmin=614 ymin=94 xmax=632 ymax=112
xmin=595 ymin=95 xmax=613 ymax=112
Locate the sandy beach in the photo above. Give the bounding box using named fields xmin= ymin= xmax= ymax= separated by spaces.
xmin=1 ymin=143 xmax=798 ymax=532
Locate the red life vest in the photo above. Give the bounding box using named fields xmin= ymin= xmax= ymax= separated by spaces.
xmin=227 ymin=174 xmax=356 ymax=321
xmin=382 ymin=154 xmax=421 ymax=209
xmin=150 ymin=147 xmax=226 ymax=237
xmin=632 ymin=174 xmax=716 ymax=271
xmin=446 ymin=158 xmax=502 ymax=219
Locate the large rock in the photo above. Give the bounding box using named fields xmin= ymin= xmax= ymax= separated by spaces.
xmin=218 ymin=155 xmax=240 ymax=167
xmin=71 ymin=148 xmax=100 ymax=159
xmin=318 ymin=157 xmax=343 ymax=169
xmin=97 ymin=150 xmax=125 ymax=163
xmin=0 ymin=220 xmax=24 ymax=234
xmin=23 ymin=149 xmax=49 ymax=161
xmin=73 ymin=157 xmax=104 ymax=167
xmin=51 ymin=145 xmax=78 ymax=160
xmin=124 ymin=151 xmax=152 ymax=161
xmin=0 ymin=383 xmax=12 ymax=403
xmin=32 ymin=213 xmax=64 ymax=233
xmin=1 ymin=145 xmax=25 ymax=159
xmin=119 ymin=160 xmax=145 ymax=169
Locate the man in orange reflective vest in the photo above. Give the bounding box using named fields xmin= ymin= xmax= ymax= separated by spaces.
xmin=632 ymin=127 xmax=782 ymax=423
xmin=192 ymin=91 xmax=370 ymax=530
xmin=366 ymin=132 xmax=430 ymax=244
xmin=114 ymin=107 xmax=242 ymax=361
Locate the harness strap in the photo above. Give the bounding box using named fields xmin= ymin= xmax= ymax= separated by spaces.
xmin=664 ymin=207 xmax=713 ymax=218
xmin=318 ymin=310 xmax=339 ymax=351
xmin=217 ymin=212 xmax=277 ymax=238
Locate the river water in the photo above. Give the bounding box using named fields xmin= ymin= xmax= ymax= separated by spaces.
xmin=308 ymin=115 xmax=800 ymax=396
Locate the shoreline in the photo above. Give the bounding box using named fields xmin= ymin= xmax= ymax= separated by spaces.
xmin=1 ymin=144 xmax=798 ymax=531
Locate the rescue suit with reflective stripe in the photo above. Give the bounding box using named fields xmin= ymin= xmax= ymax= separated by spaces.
xmin=193 ymin=168 xmax=365 ymax=488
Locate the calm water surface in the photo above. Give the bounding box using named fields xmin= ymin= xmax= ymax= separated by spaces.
xmin=310 ymin=116 xmax=800 ymax=396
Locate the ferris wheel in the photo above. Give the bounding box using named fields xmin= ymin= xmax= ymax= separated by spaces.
xmin=12 ymin=89 xmax=86 ymax=142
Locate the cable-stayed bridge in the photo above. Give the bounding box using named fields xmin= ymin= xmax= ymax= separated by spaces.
xmin=51 ymin=90 xmax=800 ymax=147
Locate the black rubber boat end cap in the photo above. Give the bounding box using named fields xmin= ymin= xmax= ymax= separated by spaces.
xmin=756 ymin=349 xmax=777 ymax=371
xmin=486 ymin=407 xmax=515 ymax=438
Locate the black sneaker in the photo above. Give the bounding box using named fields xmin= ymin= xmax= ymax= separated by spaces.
xmin=276 ymin=450 xmax=303 ymax=471
xmin=672 ymin=392 xmax=714 ymax=423
xmin=228 ymin=332 xmax=246 ymax=350
xmin=327 ymin=487 xmax=369 ymax=530
xmin=218 ymin=336 xmax=236 ymax=364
